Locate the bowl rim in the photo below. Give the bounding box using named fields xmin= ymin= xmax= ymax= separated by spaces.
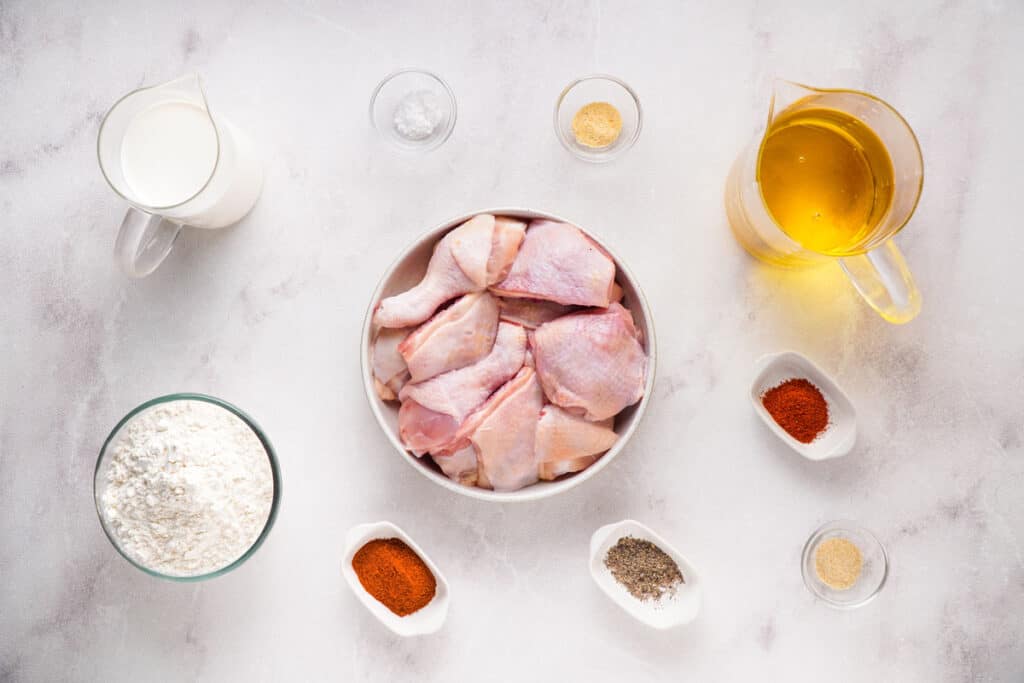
xmin=360 ymin=206 xmax=657 ymax=502
xmin=93 ymin=392 xmax=282 ymax=581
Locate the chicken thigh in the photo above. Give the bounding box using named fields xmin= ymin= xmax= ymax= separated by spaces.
xmin=431 ymin=446 xmax=479 ymax=487
xmin=491 ymin=220 xmax=616 ymax=307
xmin=536 ymin=406 xmax=617 ymax=480
xmin=398 ymin=322 xmax=526 ymax=454
xmin=531 ymin=303 xmax=646 ymax=421
xmin=460 ymin=367 xmax=544 ymax=492
xmin=399 ymin=292 xmax=499 ymax=383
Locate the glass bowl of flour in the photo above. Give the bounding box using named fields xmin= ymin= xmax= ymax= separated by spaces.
xmin=94 ymin=394 xmax=281 ymax=581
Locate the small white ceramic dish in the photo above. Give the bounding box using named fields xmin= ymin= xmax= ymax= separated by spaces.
xmin=589 ymin=520 xmax=702 ymax=629
xmin=750 ymin=351 xmax=857 ymax=460
xmin=361 ymin=207 xmax=657 ymax=503
xmin=342 ymin=521 xmax=450 ymax=636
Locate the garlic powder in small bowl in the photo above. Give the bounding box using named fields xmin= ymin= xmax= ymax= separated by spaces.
xmin=801 ymin=520 xmax=887 ymax=609
xmin=555 ymin=75 xmax=641 ymax=163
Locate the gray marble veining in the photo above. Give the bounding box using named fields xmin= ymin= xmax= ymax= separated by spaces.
xmin=2 ymin=0 xmax=1023 ymax=681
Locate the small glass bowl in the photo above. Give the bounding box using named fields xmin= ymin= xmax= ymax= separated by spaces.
xmin=93 ymin=393 xmax=282 ymax=582
xmin=554 ymin=74 xmax=642 ymax=163
xmin=801 ymin=520 xmax=887 ymax=609
xmin=370 ymin=69 xmax=457 ymax=152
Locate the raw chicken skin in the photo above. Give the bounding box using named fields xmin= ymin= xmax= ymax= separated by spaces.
xmin=399 ymin=292 xmax=499 ymax=383
xmin=487 ymin=217 xmax=527 ymax=283
xmin=491 ymin=220 xmax=616 ymax=307
xmin=497 ymin=297 xmax=575 ymax=329
xmin=371 ymin=327 xmax=411 ymax=401
xmin=462 ymin=367 xmax=544 ymax=492
xmin=538 ymin=454 xmax=601 ymax=481
xmin=535 ymin=406 xmax=617 ymax=480
xmin=431 ymin=446 xmax=479 ymax=487
xmin=398 ymin=323 xmax=526 ymax=454
xmin=399 ymin=399 xmax=460 ymax=456
xmin=531 ymin=303 xmax=646 ymax=421
xmin=449 ymin=214 xmax=495 ymax=288
xmin=374 ymin=214 xmax=522 ymax=328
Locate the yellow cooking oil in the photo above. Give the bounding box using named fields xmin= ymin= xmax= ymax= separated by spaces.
xmin=757 ymin=103 xmax=895 ymax=256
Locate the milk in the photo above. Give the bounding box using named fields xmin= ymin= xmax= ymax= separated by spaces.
xmin=121 ymin=101 xmax=218 ymax=208
xmin=116 ymin=100 xmax=262 ymax=228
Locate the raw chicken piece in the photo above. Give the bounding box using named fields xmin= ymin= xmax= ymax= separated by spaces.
xmin=535 ymin=406 xmax=617 ymax=480
xmin=431 ymin=446 xmax=478 ymax=487
xmin=496 ymin=282 xmax=620 ymax=328
xmin=487 ymin=217 xmax=527 ymax=283
xmin=371 ymin=327 xmax=411 ymax=401
xmin=539 ymin=454 xmax=601 ymax=481
xmin=449 ymin=214 xmax=495 ymax=288
xmin=398 ymin=323 xmax=527 ymax=454
xmin=491 ymin=220 xmax=616 ymax=307
xmin=531 ymin=303 xmax=646 ymax=421
xmin=610 ymin=281 xmax=624 ymax=303
xmin=398 ymin=399 xmax=460 ymax=456
xmin=399 ymin=292 xmax=499 ymax=383
xmin=497 ymin=297 xmax=575 ymax=329
xmin=460 ymin=367 xmax=544 ymax=492
xmin=374 ymin=214 xmax=523 ymax=328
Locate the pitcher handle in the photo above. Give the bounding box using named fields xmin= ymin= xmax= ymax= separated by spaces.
xmin=839 ymin=239 xmax=921 ymax=324
xmin=114 ymin=208 xmax=183 ymax=278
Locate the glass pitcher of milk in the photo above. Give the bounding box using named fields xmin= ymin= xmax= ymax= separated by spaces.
xmin=97 ymin=74 xmax=263 ymax=277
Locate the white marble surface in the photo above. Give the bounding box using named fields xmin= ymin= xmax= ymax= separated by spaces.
xmin=2 ymin=1 xmax=1023 ymax=680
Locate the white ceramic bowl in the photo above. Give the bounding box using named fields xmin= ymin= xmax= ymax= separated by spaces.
xmin=341 ymin=521 xmax=450 ymax=636
xmin=589 ymin=519 xmax=702 ymax=629
xmin=750 ymin=351 xmax=857 ymax=460
xmin=361 ymin=207 xmax=656 ymax=502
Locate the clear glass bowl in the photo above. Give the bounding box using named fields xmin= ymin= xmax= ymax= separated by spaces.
xmin=370 ymin=69 xmax=457 ymax=152
xmin=801 ymin=520 xmax=888 ymax=608
xmin=93 ymin=393 xmax=282 ymax=582
xmin=554 ymin=74 xmax=642 ymax=163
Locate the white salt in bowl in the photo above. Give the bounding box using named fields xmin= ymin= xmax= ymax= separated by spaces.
xmin=750 ymin=351 xmax=857 ymax=461
xmin=369 ymin=69 xmax=456 ymax=152
xmin=342 ymin=521 xmax=450 ymax=636
xmin=361 ymin=207 xmax=657 ymax=502
xmin=589 ymin=520 xmax=702 ymax=629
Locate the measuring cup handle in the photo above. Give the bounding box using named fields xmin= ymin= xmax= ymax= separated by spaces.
xmin=839 ymin=239 xmax=922 ymax=324
xmin=114 ymin=208 xmax=183 ymax=278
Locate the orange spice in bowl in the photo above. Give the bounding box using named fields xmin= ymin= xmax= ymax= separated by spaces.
xmin=760 ymin=378 xmax=829 ymax=443
xmin=352 ymin=538 xmax=436 ymax=616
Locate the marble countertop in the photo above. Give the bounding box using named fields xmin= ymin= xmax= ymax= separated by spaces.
xmin=2 ymin=1 xmax=1023 ymax=680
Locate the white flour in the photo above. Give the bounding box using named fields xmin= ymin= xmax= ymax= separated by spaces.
xmin=99 ymin=399 xmax=274 ymax=577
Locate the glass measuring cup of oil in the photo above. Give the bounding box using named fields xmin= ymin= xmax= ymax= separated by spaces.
xmin=725 ymin=81 xmax=923 ymax=324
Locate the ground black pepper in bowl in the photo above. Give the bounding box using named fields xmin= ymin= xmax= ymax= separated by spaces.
xmin=604 ymin=536 xmax=684 ymax=601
